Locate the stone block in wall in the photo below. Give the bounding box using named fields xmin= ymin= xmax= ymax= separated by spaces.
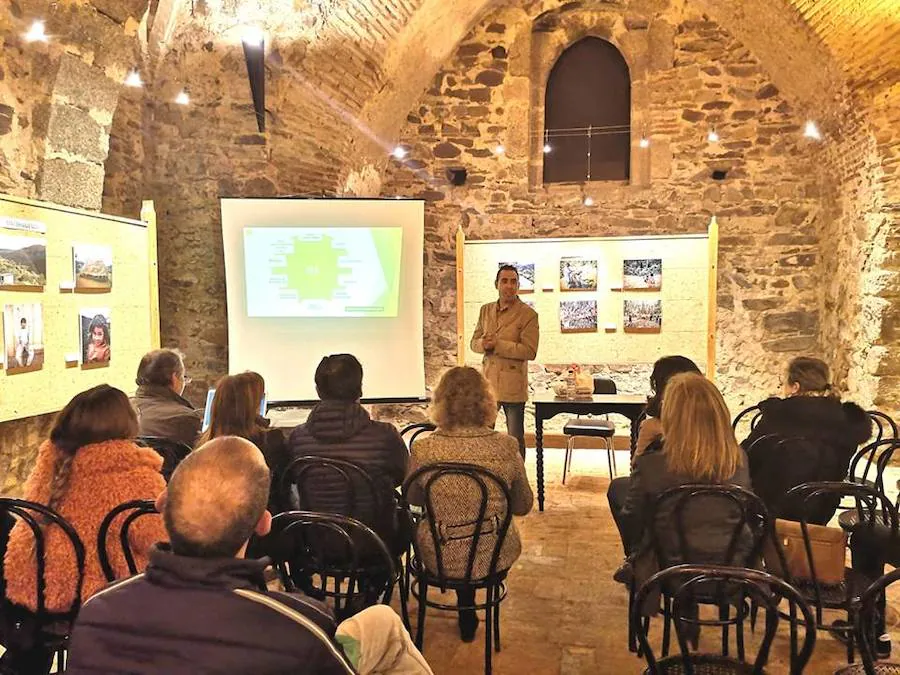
xmin=37 ymin=158 xmax=105 ymax=211
xmin=52 ymin=55 xmax=119 ymax=114
xmin=89 ymin=0 xmax=147 ymax=24
xmin=45 ymin=104 xmax=109 ymax=163
xmin=762 ymin=310 xmax=818 ymax=334
xmin=761 ymin=335 xmax=816 ymax=352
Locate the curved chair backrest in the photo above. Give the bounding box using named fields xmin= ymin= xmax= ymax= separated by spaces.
xmin=97 ymin=499 xmax=159 ymax=582
xmin=402 ymin=462 xmax=513 ymax=587
xmin=592 ymin=377 xmax=616 ymax=395
xmin=854 ymin=566 xmax=900 ymax=675
xmin=649 ymin=484 xmax=771 ymax=570
xmin=634 ymin=564 xmax=817 ymax=674
xmin=847 ymin=438 xmax=900 ymax=493
xmin=399 ymin=422 xmax=436 ymax=450
xmin=778 ymin=482 xmax=899 ymax=615
xmin=279 ymin=456 xmax=391 ymax=524
xmin=732 ymin=404 xmax=762 ymax=433
xmin=867 ymin=410 xmax=898 ymax=445
xmin=0 ymin=498 xmax=86 ymax=618
xmin=136 ymin=436 xmax=192 ymax=481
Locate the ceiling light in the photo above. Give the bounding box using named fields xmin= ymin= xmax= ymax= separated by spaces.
xmin=124 ymin=70 xmax=143 ymax=88
xmin=24 ymin=20 xmax=48 ymax=43
xmin=175 ymin=90 xmax=190 ymax=105
xmin=583 ymin=196 xmax=594 ymax=207
xmin=241 ymin=27 xmax=265 ymax=48
xmin=392 ymin=146 xmax=407 ymax=160
xmin=543 ymin=143 xmax=552 ymax=154
xmin=494 ymin=144 xmax=505 ymax=155
xmin=804 ymin=120 xmax=822 ymax=140
xmin=707 ymin=129 xmax=720 ymax=143
xmin=639 ymin=137 xmax=650 ymax=148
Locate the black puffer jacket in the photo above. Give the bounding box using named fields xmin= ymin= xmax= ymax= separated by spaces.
xmin=286 ymin=401 xmax=408 ymax=549
xmin=742 ymin=396 xmax=872 ymax=524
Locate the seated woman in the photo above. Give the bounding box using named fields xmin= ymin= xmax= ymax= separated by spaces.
xmin=613 ymin=373 xmax=752 ymax=581
xmin=741 ymin=356 xmax=871 ymax=524
xmin=199 ymin=372 xmax=288 ymax=514
xmin=407 ymin=366 xmax=533 ymax=643
xmin=607 ymin=355 xmax=701 ymax=553
xmin=2 ymin=385 xmax=167 ymax=673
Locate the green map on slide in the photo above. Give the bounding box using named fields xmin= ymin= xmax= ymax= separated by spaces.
xmin=276 ymin=235 xmax=350 ymax=301
xmin=268 ymin=228 xmax=402 ymax=315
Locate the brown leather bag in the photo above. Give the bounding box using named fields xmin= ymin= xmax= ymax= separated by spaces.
xmin=764 ymin=518 xmax=847 ymax=586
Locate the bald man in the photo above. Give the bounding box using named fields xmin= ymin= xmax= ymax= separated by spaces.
xmin=67 ymin=437 xmax=354 ymax=674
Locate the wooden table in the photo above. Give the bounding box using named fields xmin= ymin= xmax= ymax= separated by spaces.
xmin=532 ymin=394 xmax=647 ymax=511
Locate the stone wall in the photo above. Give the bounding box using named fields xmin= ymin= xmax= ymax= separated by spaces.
xmin=381 ymin=1 xmax=828 ymax=415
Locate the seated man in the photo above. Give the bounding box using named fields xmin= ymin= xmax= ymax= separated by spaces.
xmin=66 ymin=437 xmax=354 ymax=673
xmin=288 ymin=354 xmax=408 ymax=552
xmin=132 ymin=348 xmax=203 ymax=447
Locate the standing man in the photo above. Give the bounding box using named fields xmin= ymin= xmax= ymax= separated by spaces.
xmin=471 ymin=264 xmax=540 ymax=458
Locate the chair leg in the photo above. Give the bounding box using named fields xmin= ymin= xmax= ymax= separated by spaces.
xmin=494 ymin=585 xmax=501 ymax=652
xmin=628 ymin=582 xmax=639 ymax=653
xmin=719 ymin=601 xmax=729 ymax=657
xmin=736 ymin=595 xmax=746 ymax=661
xmin=563 ymin=437 xmax=574 ymax=485
xmin=415 ymin=580 xmax=428 ymax=650
xmin=789 ymin=600 xmax=798 ymax=666
xmin=610 ymin=438 xmax=618 ymax=476
xmin=485 ymin=585 xmax=494 ymax=675
xmin=605 ymin=437 xmax=615 ymax=479
xmin=661 ymin=595 xmax=672 ymax=657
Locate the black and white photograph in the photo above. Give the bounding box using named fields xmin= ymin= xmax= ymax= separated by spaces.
xmin=623 ymin=258 xmax=662 ymax=290
xmin=73 ymin=244 xmax=113 ymax=291
xmin=559 ymin=257 xmax=598 ymax=291
xmin=0 ymin=234 xmax=46 ymax=287
xmin=559 ymin=299 xmax=598 ymax=333
xmin=624 ymin=299 xmax=662 ymax=333
xmin=3 ymin=303 xmax=44 ymax=373
xmin=499 ymin=261 xmax=535 ymax=292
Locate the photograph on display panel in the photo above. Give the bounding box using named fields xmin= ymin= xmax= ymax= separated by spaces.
xmin=80 ymin=308 xmax=111 ymax=365
xmin=0 ymin=234 xmax=46 ymax=287
xmin=623 ymin=258 xmax=662 ymax=290
xmin=498 ymin=261 xmax=535 ymax=292
xmin=560 ymin=299 xmax=598 ymax=333
xmin=559 ymin=257 xmax=598 ymax=291
xmin=73 ymin=244 xmax=113 ymax=291
xmin=624 ymin=299 xmax=662 ymax=333
xmin=3 ymin=303 xmax=44 ymax=373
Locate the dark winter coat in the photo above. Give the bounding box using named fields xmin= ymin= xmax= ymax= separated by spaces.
xmin=287 ymin=401 xmax=408 ymax=550
xmin=66 ymin=545 xmax=353 ymax=675
xmin=133 ymin=385 xmax=203 ymax=448
xmin=741 ymin=396 xmax=872 ymax=524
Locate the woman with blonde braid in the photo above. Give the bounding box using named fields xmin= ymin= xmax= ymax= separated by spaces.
xmin=2 ymin=385 xmax=166 ymax=672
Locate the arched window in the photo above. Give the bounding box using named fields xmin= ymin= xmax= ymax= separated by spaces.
xmin=543 ymin=37 xmax=631 ymax=183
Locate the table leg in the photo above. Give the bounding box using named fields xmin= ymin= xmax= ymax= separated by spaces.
xmin=536 ymin=417 xmax=545 ymax=512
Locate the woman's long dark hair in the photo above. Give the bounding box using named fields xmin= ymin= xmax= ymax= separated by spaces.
xmin=48 ymin=385 xmax=138 ymax=512
xmin=197 ymin=372 xmax=266 ymax=447
xmin=645 ymin=355 xmax=702 ymax=418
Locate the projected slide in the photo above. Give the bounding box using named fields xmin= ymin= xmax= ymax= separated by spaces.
xmin=243 ymin=227 xmax=403 ymax=317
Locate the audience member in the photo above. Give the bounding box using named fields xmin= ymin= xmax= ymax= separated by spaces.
xmin=133 ymin=348 xmax=203 ymax=447
xmin=407 ymin=366 xmax=533 ymax=643
xmin=66 ymin=437 xmax=431 ymax=675
xmin=288 ymin=354 xmax=408 ymax=552
xmin=607 ymin=355 xmax=701 ymax=553
xmin=199 ymin=372 xmax=289 ymax=515
xmin=611 ymin=373 xmax=752 ymax=585
xmin=2 ymin=385 xmax=166 ymax=673
xmin=741 ymin=356 xmax=872 ymax=523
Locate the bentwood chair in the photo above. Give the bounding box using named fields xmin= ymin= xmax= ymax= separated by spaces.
xmin=630 ymin=484 xmax=771 ymax=660
xmin=0 ymin=498 xmax=86 ymax=674
xmin=402 ymin=462 xmax=513 ymax=675
xmin=841 ymin=439 xmax=900 ymax=532
xmin=136 ymin=436 xmax=192 ymax=481
xmin=771 ymin=482 xmax=899 ymax=664
xmin=562 ymin=376 xmax=618 ymax=482
xmin=400 ymin=422 xmax=436 ymax=451
xmin=97 ymin=499 xmax=160 ymax=582
xmin=635 ymin=565 xmax=817 ymax=674
xmin=732 ymin=404 xmax=762 ymax=434
xmin=836 ymin=567 xmax=900 ymax=675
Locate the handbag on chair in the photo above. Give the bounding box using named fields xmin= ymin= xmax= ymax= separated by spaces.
xmin=764 ymin=518 xmax=847 ymax=585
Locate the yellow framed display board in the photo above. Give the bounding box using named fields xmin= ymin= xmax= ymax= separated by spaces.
xmin=458 ymin=226 xmax=717 ymax=374
xmin=0 ymin=194 xmax=160 ymax=422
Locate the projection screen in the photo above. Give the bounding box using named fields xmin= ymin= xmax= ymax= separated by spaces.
xmin=221 ymin=198 xmax=426 ymax=403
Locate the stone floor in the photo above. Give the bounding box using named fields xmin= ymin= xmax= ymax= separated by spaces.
xmin=404 ymin=447 xmax=900 ymax=674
